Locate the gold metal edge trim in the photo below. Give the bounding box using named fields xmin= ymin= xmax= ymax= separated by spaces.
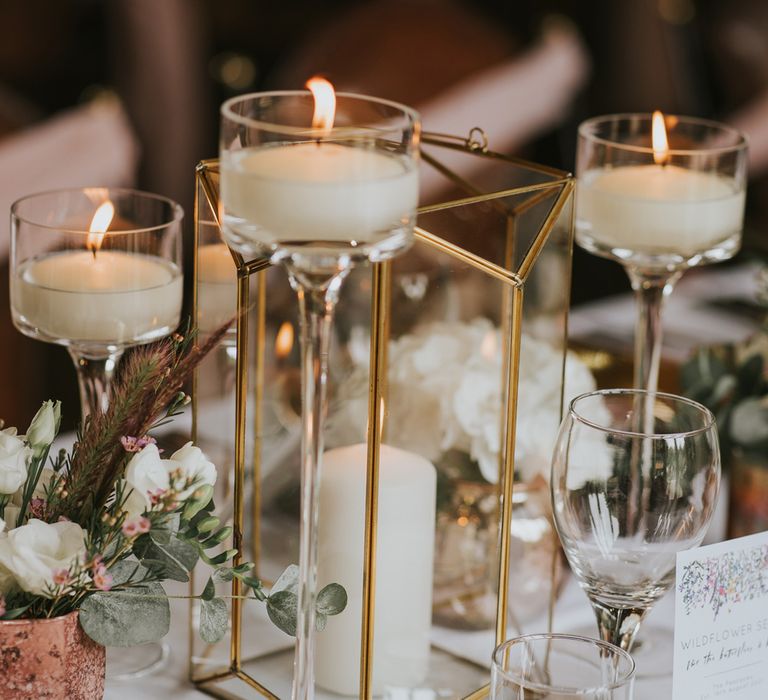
xmin=190 ymin=170 xmax=202 ymax=683
xmin=495 ymin=288 xmax=524 ymax=646
xmin=417 ymin=178 xmax=571 ymax=215
xmin=230 ymin=271 xmax=250 ymax=670
xmin=252 ymin=269 xmax=267 ymax=569
xmin=517 ymin=178 xmax=574 ymax=281
xmin=359 ymin=261 xmax=391 ymax=699
xmin=421 ymin=131 xmax=570 ymax=180
xmin=414 ymin=226 xmax=522 ymax=287
xmin=463 ymin=683 xmax=491 ymax=700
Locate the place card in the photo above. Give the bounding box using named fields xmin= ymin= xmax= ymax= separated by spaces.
xmin=673 ymin=530 xmax=768 ymax=699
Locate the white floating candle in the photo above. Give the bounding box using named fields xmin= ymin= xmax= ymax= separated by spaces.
xmin=577 ymin=164 xmax=745 ymax=257
xmin=315 ymin=443 xmax=436 ymax=696
xmin=13 ymin=250 xmax=182 ymax=344
xmin=221 ymin=143 xmax=418 ymax=244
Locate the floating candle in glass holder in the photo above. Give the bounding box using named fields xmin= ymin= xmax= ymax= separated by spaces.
xmin=11 ymin=188 xmax=184 ymax=418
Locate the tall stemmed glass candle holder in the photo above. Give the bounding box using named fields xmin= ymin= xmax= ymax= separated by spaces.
xmin=10 ymin=188 xmax=184 ymax=419
xmin=576 ymin=113 xmax=748 ymax=392
xmin=219 ymin=81 xmax=420 ymax=700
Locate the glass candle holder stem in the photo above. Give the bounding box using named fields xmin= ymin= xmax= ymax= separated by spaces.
xmin=68 ymin=348 xmax=123 ymax=420
xmin=627 ymin=267 xmax=682 ymax=393
xmin=288 ymin=265 xmax=348 ymax=700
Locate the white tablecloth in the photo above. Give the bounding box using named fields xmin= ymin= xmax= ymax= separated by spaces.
xmin=103 ymin=574 xmax=676 ymax=699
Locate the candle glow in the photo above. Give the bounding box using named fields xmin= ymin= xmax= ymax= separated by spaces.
xmin=652 ymin=110 xmax=670 ymax=165
xmin=306 ymin=76 xmax=336 ymax=134
xmin=86 ymin=201 xmax=115 ymax=254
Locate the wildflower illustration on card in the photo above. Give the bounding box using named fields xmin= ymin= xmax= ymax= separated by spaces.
xmin=678 ymin=543 xmax=768 ymax=620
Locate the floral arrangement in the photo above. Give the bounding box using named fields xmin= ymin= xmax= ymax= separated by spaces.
xmin=681 ymin=324 xmax=768 ymax=465
xmin=326 ymin=318 xmax=598 ymax=483
xmin=0 ymin=329 xmax=345 ymax=647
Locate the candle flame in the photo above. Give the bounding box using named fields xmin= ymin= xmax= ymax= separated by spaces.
xmin=275 ymin=321 xmax=294 ymax=360
xmin=652 ymin=110 xmax=670 ymax=165
xmin=86 ymin=201 xmax=115 ymax=253
xmin=306 ymin=76 xmax=336 ymax=134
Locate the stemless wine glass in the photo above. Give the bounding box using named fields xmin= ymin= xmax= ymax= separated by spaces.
xmin=491 ymin=633 xmax=635 ymax=699
xmin=551 ymin=389 xmax=720 ymax=657
xmin=219 ymin=82 xmax=420 ymax=699
xmin=10 ymin=188 xmax=184 ymax=419
xmin=576 ymin=114 xmax=748 ymax=393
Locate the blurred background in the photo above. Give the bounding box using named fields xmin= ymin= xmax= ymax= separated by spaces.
xmin=2 ymin=0 xmax=768 ymax=428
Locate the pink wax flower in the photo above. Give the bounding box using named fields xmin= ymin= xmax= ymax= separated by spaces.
xmin=52 ymin=569 xmax=70 ymax=586
xmin=92 ymin=565 xmax=113 ymax=591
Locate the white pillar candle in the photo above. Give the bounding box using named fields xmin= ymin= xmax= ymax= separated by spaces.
xmin=316 ymin=443 xmax=436 ymax=696
xmin=12 ymin=250 xmax=182 ymax=344
xmin=221 ymin=143 xmax=418 ymax=244
xmin=576 ymin=165 xmax=745 ymax=257
xmin=196 ymin=242 xmax=236 ymax=334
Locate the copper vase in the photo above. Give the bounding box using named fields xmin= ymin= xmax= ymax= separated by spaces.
xmin=0 ymin=610 xmax=105 ymax=699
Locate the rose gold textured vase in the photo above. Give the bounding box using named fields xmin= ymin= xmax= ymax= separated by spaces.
xmin=0 ymin=610 xmax=105 ymax=699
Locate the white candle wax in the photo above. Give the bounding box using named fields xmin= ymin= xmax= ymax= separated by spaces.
xmin=576 ymin=165 xmax=745 ymax=257
xmin=13 ymin=250 xmax=182 ymax=344
xmin=316 ymin=443 xmax=436 ymax=696
xmin=196 ymin=243 xmax=236 ymax=334
xmin=221 ymin=143 xmax=418 ymax=245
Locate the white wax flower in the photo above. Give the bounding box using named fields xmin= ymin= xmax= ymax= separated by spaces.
xmin=0 ymin=428 xmax=31 ymax=495
xmin=327 ymin=319 xmax=600 ymax=484
xmin=0 ymin=519 xmax=86 ymax=596
xmin=168 ymin=442 xmax=217 ymax=498
xmin=124 ymin=444 xmax=172 ymax=513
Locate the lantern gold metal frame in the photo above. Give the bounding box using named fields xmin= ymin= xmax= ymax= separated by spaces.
xmin=190 ymin=131 xmax=574 ymax=699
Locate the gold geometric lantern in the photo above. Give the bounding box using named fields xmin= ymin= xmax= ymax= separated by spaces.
xmin=190 ymin=131 xmax=574 ymax=699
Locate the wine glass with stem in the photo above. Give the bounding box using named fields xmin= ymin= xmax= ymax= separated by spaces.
xmin=551 ymin=389 xmax=720 ymax=659
xmin=219 ymin=82 xmax=420 ymax=699
xmin=576 ymin=113 xmax=748 ymax=394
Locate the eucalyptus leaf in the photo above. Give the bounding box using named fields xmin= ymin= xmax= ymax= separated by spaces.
xmin=196 ymin=516 xmax=220 ymax=533
xmin=134 ymin=535 xmax=199 ymax=582
xmin=201 ymin=527 xmax=233 ymax=548
xmin=202 ymin=577 xmax=216 ymax=601
xmin=108 ymin=559 xmax=150 ymax=587
xmin=183 ymin=485 xmax=215 ymax=520
xmin=315 ymin=612 xmax=327 ymax=632
xmin=212 ymin=567 xmax=235 ymax=584
xmin=199 ymin=597 xmax=229 ymax=643
xmin=271 ymin=565 xmax=299 ymax=595
xmin=267 ymin=590 xmax=297 ymax=636
xmin=316 ymin=583 xmax=348 ymax=616
xmin=79 ymin=583 xmax=170 ymax=646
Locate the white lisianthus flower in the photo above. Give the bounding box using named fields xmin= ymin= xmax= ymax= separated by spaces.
xmin=124 ymin=444 xmax=171 ymax=513
xmin=2 ymin=505 xmax=20 ymax=529
xmin=0 ymin=519 xmax=86 ymax=596
xmin=168 ymin=442 xmax=216 ymax=499
xmin=26 ymin=400 xmax=61 ymax=459
xmin=0 ymin=428 xmax=31 ymax=495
